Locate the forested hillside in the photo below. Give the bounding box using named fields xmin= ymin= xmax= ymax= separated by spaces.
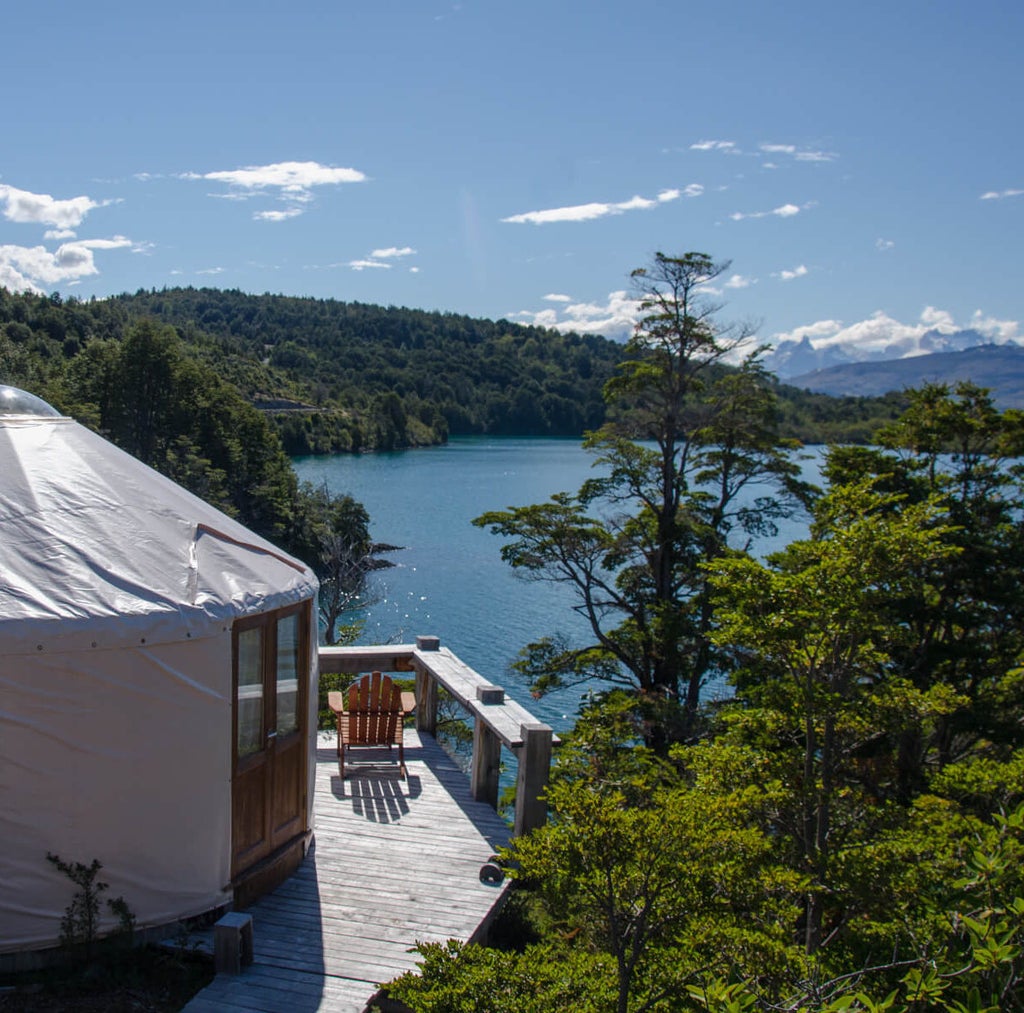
xmin=0 ymin=285 xmax=908 ymax=456
xmin=107 ymin=287 xmax=624 ymax=452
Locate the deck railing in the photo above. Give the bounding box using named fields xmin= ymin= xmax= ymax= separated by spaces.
xmin=318 ymin=636 xmax=556 ymax=835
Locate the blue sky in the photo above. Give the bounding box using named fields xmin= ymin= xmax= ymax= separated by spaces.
xmin=2 ymin=1 xmax=1021 ymax=354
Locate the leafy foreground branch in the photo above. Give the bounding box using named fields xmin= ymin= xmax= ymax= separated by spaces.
xmin=382 ymin=741 xmax=1023 ymax=1013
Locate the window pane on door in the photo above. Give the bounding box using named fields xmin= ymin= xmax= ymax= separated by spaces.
xmin=237 ymin=627 xmax=264 ymax=757
xmin=276 ymin=612 xmax=300 ymax=736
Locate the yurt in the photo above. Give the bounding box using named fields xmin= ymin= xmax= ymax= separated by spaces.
xmin=0 ymin=385 xmax=320 ymax=960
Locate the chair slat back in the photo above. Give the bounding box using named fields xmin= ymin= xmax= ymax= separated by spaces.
xmin=345 ymin=671 xmax=402 ymax=745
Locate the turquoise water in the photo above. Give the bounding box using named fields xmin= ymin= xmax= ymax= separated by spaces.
xmin=294 ymin=437 xmax=818 ymax=731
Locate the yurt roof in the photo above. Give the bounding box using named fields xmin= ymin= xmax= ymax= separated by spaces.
xmin=0 ymin=388 xmax=317 ymax=655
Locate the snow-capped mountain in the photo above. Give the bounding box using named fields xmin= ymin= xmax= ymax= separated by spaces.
xmin=780 ymin=344 xmax=1024 ymax=409
xmin=763 ymin=327 xmax=1015 ymax=380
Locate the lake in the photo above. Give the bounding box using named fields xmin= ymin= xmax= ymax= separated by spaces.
xmin=294 ymin=437 xmax=819 ymax=732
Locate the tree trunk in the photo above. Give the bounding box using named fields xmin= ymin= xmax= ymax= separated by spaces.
xmin=805 ymin=712 xmax=834 ymax=956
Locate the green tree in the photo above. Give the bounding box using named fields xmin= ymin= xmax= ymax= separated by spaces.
xmin=290 ymin=481 xmax=395 ymax=644
xmin=510 ymin=740 xmax=801 ymax=1011
xmin=382 ymin=939 xmax=618 ymax=1013
xmin=707 ymin=480 xmax=958 ymax=955
xmin=62 ymin=319 xmax=309 ymax=556
xmin=105 ymin=320 xmax=186 ymax=464
xmin=475 ymin=252 xmax=810 ymax=741
xmin=385 ymin=410 xmax=1024 ymax=1011
xmin=824 ymin=383 xmax=1024 ymax=792
xmin=389 ymin=394 xmax=1024 ymax=1010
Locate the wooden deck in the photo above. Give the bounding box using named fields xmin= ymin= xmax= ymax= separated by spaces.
xmin=182 ymin=728 xmax=512 ymax=1013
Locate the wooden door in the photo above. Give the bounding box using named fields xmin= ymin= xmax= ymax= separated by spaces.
xmin=231 ymin=603 xmax=310 ymax=879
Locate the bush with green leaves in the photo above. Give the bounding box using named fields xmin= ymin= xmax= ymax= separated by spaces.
xmin=45 ymin=853 xmax=135 ymax=960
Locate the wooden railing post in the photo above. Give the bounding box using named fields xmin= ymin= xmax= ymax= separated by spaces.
xmin=415 ymin=668 xmax=437 ymax=736
xmin=471 ymin=684 xmax=505 ymax=809
xmin=514 ymin=722 xmax=553 ymax=837
xmin=470 ymin=721 xmax=501 ymax=808
xmin=415 ymin=636 xmax=439 ymax=735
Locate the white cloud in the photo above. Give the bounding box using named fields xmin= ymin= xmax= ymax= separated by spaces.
xmin=503 ymin=202 xmax=609 ymax=224
xmin=508 ymin=307 xmax=560 ymax=328
xmin=920 ymin=305 xmax=955 ymax=330
xmin=0 ymin=260 xmax=43 ymax=294
xmin=690 ymin=140 xmax=736 ymax=152
xmin=773 ymin=312 xmax=915 ymax=354
xmin=44 ymin=228 xmax=77 ymax=240
xmin=185 ymin=161 xmax=367 ymax=218
xmin=191 ymin=160 xmax=366 ymax=192
xmin=844 ymin=310 xmax=935 ymax=350
xmin=333 ymin=245 xmax=417 ymax=270
xmin=370 ymin=246 xmax=416 ymax=259
xmin=970 ymin=309 xmax=1019 ymax=340
xmin=560 ymin=292 xmax=631 ymax=320
xmin=620 ymin=195 xmax=657 ymax=211
xmin=72 ymin=237 xmax=135 ymax=253
xmin=759 ymin=143 xmax=837 ymax=163
xmin=562 ymin=290 xmax=642 ymax=338
xmin=0 ymin=236 xmax=134 ymax=290
xmin=725 ymin=274 xmax=753 ymax=289
xmin=197 ymin=266 xmax=225 ymax=275
xmin=543 ymin=293 xmax=572 ymax=302
xmin=730 ymin=202 xmax=803 ymax=221
xmin=509 ymin=289 xmax=641 ymax=340
xmin=340 ymin=245 xmax=417 ymax=271
xmin=502 ymin=189 xmax=679 ymax=225
xmin=772 ymin=306 xmax=1020 ymax=358
xmin=980 ymin=188 xmax=1024 ymax=200
xmin=254 ymin=208 xmax=303 ymax=222
xmin=0 ymin=184 xmax=106 ymax=229
xmin=649 ymin=186 xmax=701 ymax=203
xmin=876 ymin=238 xmax=895 ymax=251
xmin=777 ymin=264 xmax=808 ymax=281
xmin=772 ymin=319 xmax=844 ymax=343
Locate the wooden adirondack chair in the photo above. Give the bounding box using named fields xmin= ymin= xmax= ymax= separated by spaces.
xmin=328 ymin=671 xmax=407 ymax=779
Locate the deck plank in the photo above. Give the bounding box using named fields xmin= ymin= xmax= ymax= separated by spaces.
xmin=182 ymin=729 xmax=511 ymax=1013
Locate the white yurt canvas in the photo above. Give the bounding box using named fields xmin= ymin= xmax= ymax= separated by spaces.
xmin=0 ymin=386 xmax=319 ymax=957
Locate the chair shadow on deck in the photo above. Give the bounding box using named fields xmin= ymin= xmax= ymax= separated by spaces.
xmin=331 ymin=765 xmax=424 ymax=823
xmin=317 ymin=731 xmax=510 ymax=853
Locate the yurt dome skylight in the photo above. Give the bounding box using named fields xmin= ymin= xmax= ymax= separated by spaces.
xmin=0 ymin=384 xmax=62 ymax=418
